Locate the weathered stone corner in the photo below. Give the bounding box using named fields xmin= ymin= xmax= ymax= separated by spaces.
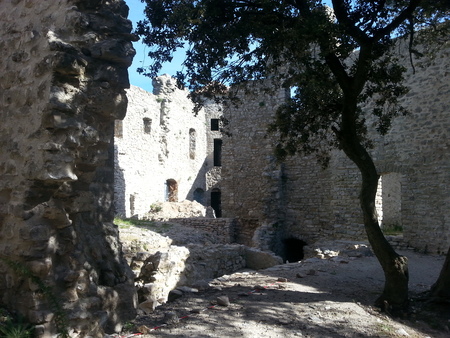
xmin=0 ymin=0 xmax=137 ymax=336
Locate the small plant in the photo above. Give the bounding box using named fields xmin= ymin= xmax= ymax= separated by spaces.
xmin=382 ymin=223 xmax=403 ymax=235
xmin=122 ymin=321 xmax=135 ymax=332
xmin=0 ymin=258 xmax=69 ymax=338
xmin=150 ymin=203 xmax=162 ymax=213
xmin=0 ymin=313 xmax=33 ymax=338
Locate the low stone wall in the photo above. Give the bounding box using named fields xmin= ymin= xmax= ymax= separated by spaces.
xmin=169 ymin=218 xmax=237 ymax=243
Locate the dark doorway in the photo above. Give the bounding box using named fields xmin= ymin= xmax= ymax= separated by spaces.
xmin=211 ymin=188 xmax=222 ymax=217
xmin=282 ymin=237 xmax=307 ymax=263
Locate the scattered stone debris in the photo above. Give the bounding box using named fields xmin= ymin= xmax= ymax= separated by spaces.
xmin=163 ymin=311 xmax=179 ymax=324
xmin=216 ymin=296 xmax=231 ymax=307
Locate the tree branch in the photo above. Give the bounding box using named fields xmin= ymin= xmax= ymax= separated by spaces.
xmin=374 ymin=0 xmax=423 ymax=39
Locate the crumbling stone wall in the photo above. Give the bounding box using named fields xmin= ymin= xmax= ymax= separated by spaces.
xmin=115 ymin=77 xmax=222 ymax=218
xmin=168 ymin=218 xmax=236 ymax=244
xmin=222 ymin=41 xmax=449 ymax=255
xmin=0 ymin=0 xmax=137 ymax=336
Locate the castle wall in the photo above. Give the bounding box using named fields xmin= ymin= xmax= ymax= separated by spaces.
xmin=0 ymin=0 xmax=137 ymax=336
xmin=116 ymin=77 xmax=222 ymax=218
xmin=222 ymin=41 xmax=450 ymax=254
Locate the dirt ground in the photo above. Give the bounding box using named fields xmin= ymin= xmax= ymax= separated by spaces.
xmin=114 ymin=220 xmax=449 ymax=338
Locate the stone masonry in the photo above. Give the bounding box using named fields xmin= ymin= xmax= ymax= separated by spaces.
xmin=0 ymin=0 xmax=137 ymax=336
xmin=115 ymin=76 xmax=222 ymax=218
xmin=222 ymin=39 xmax=449 ymax=255
xmin=116 ymin=40 xmax=448 ymax=257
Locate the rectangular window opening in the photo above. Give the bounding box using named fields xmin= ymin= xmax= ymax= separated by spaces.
xmin=211 ymin=118 xmax=220 ymax=131
xmin=213 ymin=139 xmax=222 ymax=166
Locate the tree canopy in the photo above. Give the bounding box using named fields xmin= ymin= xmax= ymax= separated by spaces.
xmin=136 ymin=0 xmax=449 ymax=161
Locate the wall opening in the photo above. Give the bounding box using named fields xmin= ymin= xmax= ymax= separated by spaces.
xmin=211 ymin=118 xmax=220 ymax=131
xmin=211 ymin=188 xmax=222 ymax=217
xmin=282 ymin=237 xmax=307 ymax=263
xmin=213 ymin=139 xmax=222 ymax=166
xmin=193 ymin=188 xmax=205 ymax=205
xmin=165 ymin=179 xmax=178 ymax=202
xmin=189 ymin=128 xmax=196 ymax=159
xmin=143 ymin=117 xmax=152 ymax=134
xmin=376 ymin=172 xmax=402 ymax=233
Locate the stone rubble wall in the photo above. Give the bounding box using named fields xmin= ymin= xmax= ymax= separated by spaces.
xmin=120 ymin=224 xmax=282 ymax=311
xmin=168 ymin=218 xmax=237 ymax=244
xmin=115 ymin=79 xmax=222 ymax=218
xmin=0 ymin=0 xmax=137 ymax=336
xmin=222 ymin=40 xmax=449 ymax=255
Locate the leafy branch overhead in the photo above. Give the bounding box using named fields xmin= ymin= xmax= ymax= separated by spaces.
xmin=136 ymin=0 xmax=448 ymax=161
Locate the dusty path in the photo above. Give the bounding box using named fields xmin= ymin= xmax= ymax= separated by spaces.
xmin=116 ymin=243 xmax=447 ymax=338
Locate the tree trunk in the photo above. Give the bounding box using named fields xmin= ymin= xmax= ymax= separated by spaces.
xmin=429 ymin=246 xmax=450 ymax=302
xmin=337 ymin=116 xmax=409 ymax=314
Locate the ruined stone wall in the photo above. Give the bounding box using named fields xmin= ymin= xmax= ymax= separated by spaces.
xmin=0 ymin=0 xmax=137 ymax=336
xmin=221 ymin=83 xmax=287 ymax=221
xmin=115 ymin=77 xmax=222 ymax=218
xmin=222 ymin=41 xmax=450 ymax=254
xmin=168 ymin=218 xmax=236 ymax=243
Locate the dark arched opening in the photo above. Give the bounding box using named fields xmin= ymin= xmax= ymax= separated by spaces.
xmin=282 ymin=237 xmax=307 ymax=263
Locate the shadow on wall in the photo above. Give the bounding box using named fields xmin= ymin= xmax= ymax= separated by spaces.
xmin=185 ymin=158 xmax=222 ymax=217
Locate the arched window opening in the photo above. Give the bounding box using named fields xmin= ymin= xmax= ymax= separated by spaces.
xmin=165 ymin=179 xmax=178 ymax=202
xmin=189 ymin=128 xmax=196 ymax=159
xmin=211 ymin=188 xmax=222 ymax=218
xmin=143 ymin=118 xmax=152 ymax=134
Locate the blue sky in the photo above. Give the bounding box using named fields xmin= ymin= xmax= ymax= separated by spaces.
xmin=128 ymin=0 xmax=187 ymax=92
xmin=127 ymin=0 xmax=333 ymax=93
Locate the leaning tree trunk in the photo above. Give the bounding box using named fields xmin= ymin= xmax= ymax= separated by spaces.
xmin=429 ymin=246 xmax=450 ymax=302
xmin=337 ymin=109 xmax=409 ymax=314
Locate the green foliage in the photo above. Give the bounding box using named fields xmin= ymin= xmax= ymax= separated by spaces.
xmin=0 ymin=310 xmax=32 ymax=338
xmin=150 ymin=203 xmax=163 ymax=213
xmin=136 ymin=0 xmax=449 ymax=165
xmin=382 ymin=223 xmax=404 ymax=235
xmin=114 ymin=217 xmax=173 ymax=233
xmin=0 ymin=258 xmax=69 ymax=338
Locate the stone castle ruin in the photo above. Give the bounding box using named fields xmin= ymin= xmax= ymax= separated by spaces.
xmin=114 ymin=76 xmax=223 ymax=219
xmin=0 ymin=0 xmax=449 ymax=336
xmin=220 ymin=40 xmax=449 ymax=256
xmin=121 ymin=40 xmax=449 ymax=258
